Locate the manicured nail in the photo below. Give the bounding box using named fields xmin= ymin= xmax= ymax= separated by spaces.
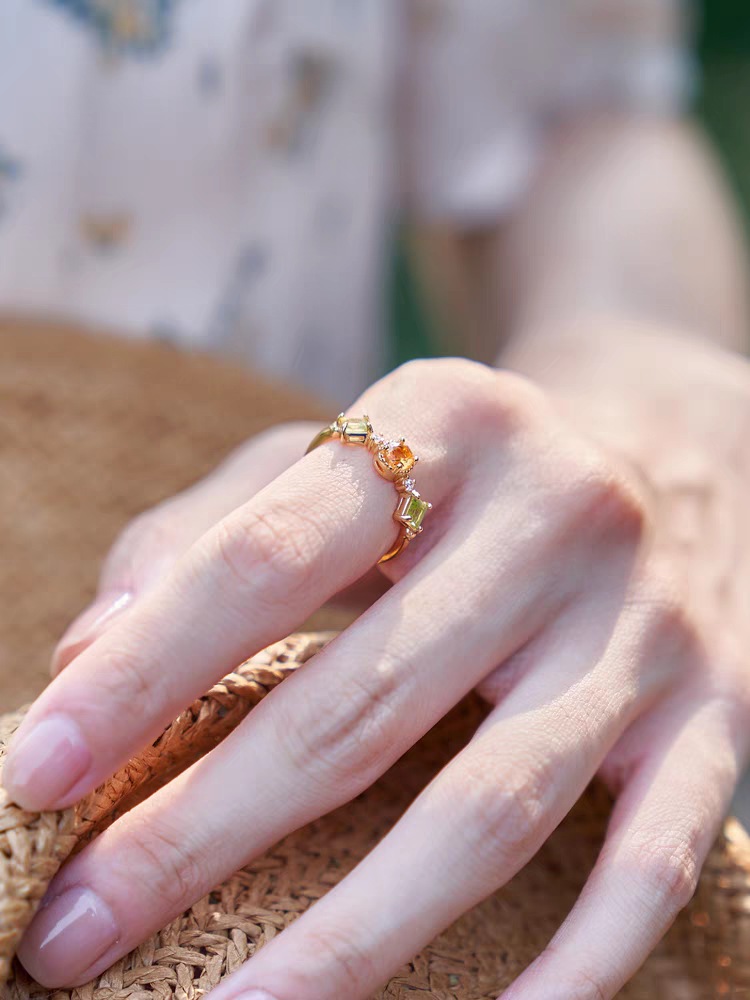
xmin=2 ymin=715 xmax=91 ymax=811
xmin=16 ymin=887 xmax=119 ymax=987
xmin=232 ymin=993 xmax=280 ymax=1000
xmin=51 ymin=591 xmax=134 ymax=676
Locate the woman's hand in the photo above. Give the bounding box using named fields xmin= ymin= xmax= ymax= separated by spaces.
xmin=8 ymin=333 xmax=750 ymax=999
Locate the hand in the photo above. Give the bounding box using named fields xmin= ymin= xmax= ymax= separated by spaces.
xmin=8 ymin=342 xmax=750 ymax=999
xmin=38 ymin=420 xmax=386 ymax=676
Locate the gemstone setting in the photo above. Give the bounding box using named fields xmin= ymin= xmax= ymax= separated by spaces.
xmin=397 ymin=492 xmax=430 ymax=532
xmin=340 ymin=416 xmax=370 ymax=444
xmin=311 ymin=414 xmax=432 ymax=561
xmin=375 ymin=438 xmax=416 ymax=480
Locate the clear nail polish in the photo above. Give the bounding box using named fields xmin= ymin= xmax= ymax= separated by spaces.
xmin=2 ymin=715 xmax=91 ymax=811
xmin=233 ymin=993 xmax=280 ymax=1000
xmin=16 ymin=887 xmax=119 ymax=987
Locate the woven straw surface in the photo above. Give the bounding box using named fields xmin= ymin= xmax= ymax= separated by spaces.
xmin=1 ymin=319 xmax=750 ymax=999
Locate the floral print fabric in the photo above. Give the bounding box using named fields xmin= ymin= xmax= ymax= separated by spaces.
xmin=0 ymin=0 xmax=689 ymax=403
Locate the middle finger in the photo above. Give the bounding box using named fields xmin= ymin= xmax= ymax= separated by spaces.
xmin=16 ymin=482 xmax=566 ymax=986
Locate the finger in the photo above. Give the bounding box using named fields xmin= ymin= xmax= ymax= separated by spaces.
xmin=5 ymin=431 xmax=409 ymax=810
xmin=196 ymin=633 xmax=646 ymax=1000
xmin=11 ymin=361 xmax=638 ymax=812
xmin=16 ymin=494 xmax=558 ymax=987
xmin=498 ymin=686 xmax=747 ymax=1000
xmin=16 ymin=395 xmax=648 ymax=989
xmin=52 ymin=422 xmax=316 ymax=675
xmin=8 ymin=361 xmax=525 ymax=812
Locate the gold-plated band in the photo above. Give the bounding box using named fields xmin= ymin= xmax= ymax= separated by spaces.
xmin=305 ymin=413 xmax=432 ymax=563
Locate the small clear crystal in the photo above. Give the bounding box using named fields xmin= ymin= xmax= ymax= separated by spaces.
xmin=403 ymin=478 xmax=415 ymax=492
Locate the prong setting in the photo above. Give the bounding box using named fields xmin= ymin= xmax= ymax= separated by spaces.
xmin=307 ymin=414 xmax=432 ymax=562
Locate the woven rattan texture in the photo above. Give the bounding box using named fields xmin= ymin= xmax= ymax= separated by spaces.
xmin=0 ymin=633 xmax=749 ymax=999
xmin=0 ymin=633 xmax=331 ymax=985
xmin=2 ymin=321 xmax=750 ymax=998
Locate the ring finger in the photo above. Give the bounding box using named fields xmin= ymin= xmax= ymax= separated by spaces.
xmin=2 ymin=428 xmax=414 ymax=811
xmin=16 ymin=497 xmax=560 ymax=986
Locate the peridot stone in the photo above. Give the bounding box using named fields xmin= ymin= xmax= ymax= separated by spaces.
xmin=402 ymin=493 xmax=429 ymax=530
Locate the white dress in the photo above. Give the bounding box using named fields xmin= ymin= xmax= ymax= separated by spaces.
xmin=0 ymin=0 xmax=690 ymax=404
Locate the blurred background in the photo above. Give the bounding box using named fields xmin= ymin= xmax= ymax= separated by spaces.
xmin=697 ymin=0 xmax=750 ymax=226
xmin=391 ymin=0 xmax=750 ymax=367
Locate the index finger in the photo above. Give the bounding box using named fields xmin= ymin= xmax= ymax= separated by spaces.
xmin=2 ymin=436 xmax=424 ymax=812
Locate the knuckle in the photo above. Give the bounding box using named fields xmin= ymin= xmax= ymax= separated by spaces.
xmin=567 ymin=459 xmax=648 ymax=547
xmin=211 ymin=504 xmax=323 ymax=597
xmin=559 ymin=972 xmax=608 ymax=1000
xmin=456 ymin=367 xmax=544 ymax=435
xmin=120 ymin=819 xmax=201 ymax=912
xmin=297 ymin=922 xmax=379 ymax=994
xmin=383 ymin=358 xmax=542 ymax=433
xmin=448 ymin=752 xmax=549 ymax=866
xmin=485 ymin=369 xmax=545 ymax=418
xmin=630 ymin=568 xmax=701 ymax=667
xmin=94 ymin=643 xmax=159 ymax=719
xmin=384 ymin=356 xmax=484 ymax=392
xmin=275 ymin=656 xmax=401 ymax=792
xmin=627 ymin=837 xmax=700 ymax=913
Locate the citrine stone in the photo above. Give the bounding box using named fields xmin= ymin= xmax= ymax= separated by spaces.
xmin=388 ymin=441 xmax=414 ymax=470
xmin=379 ymin=440 xmax=415 ymax=476
xmin=341 ymin=417 xmax=370 ymax=444
xmin=400 ymin=493 xmax=429 ymax=531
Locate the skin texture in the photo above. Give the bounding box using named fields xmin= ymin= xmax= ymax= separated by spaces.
xmin=8 ymin=115 xmax=750 ymax=999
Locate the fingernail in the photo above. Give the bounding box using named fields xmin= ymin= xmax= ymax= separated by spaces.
xmin=17 ymin=887 xmax=118 ymax=987
xmin=52 ymin=591 xmax=134 ymax=676
xmin=2 ymin=715 xmax=91 ymax=811
xmin=231 ymin=993 xmax=280 ymax=1000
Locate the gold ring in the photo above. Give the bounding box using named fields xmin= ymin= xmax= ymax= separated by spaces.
xmin=306 ymin=413 xmax=432 ymax=563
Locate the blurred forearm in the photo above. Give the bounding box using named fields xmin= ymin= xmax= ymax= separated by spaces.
xmin=493 ymin=113 xmax=750 ymax=364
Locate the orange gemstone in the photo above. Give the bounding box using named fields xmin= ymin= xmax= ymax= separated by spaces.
xmin=383 ymin=440 xmax=414 ymax=474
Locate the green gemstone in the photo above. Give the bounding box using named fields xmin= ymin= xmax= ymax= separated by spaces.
xmin=402 ymin=493 xmax=429 ymax=530
xmin=341 ymin=417 xmax=369 ymax=443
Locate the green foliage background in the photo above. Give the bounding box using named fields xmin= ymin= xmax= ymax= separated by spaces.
xmin=698 ymin=0 xmax=750 ymax=222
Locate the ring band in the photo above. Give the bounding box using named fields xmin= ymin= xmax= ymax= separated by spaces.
xmin=306 ymin=413 xmax=432 ymax=563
